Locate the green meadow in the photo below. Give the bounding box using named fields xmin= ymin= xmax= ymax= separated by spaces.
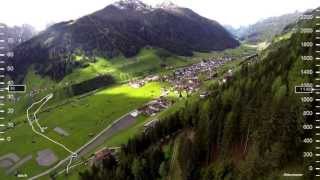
xmin=0 ymin=45 xmax=256 ymax=179
xmin=0 ymin=82 xmax=162 ymax=180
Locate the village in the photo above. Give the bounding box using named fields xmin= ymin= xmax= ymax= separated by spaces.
xmin=88 ymin=51 xmax=262 ymax=175
xmin=130 ymin=56 xmax=233 ymax=94
xmin=131 ymin=56 xmax=235 ymax=115
xmin=127 ymin=56 xmax=236 ymax=132
xmin=164 ymin=56 xmax=233 ymax=93
xmin=5 ymin=55 xmax=237 ymax=174
xmin=90 ymin=56 xmax=236 ymax=164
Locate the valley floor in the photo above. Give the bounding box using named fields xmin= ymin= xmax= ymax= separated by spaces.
xmin=0 ymin=45 xmax=257 ymax=180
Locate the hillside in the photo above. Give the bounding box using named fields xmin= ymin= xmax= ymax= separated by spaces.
xmin=79 ymin=9 xmax=316 ymax=180
xmin=9 ymin=0 xmax=238 ymax=81
xmin=227 ymin=11 xmax=302 ymax=43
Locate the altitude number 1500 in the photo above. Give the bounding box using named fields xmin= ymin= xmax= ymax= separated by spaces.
xmin=301 ymin=97 xmax=313 ymax=103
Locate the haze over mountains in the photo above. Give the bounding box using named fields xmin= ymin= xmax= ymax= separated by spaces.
xmin=225 ymin=11 xmax=302 ymax=43
xmin=9 ymin=0 xmax=239 ymax=81
xmin=0 ymin=23 xmax=36 ymax=48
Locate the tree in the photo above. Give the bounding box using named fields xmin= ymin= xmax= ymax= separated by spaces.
xmin=131 ymin=158 xmax=147 ymax=180
xmin=159 ymin=161 xmax=169 ymax=178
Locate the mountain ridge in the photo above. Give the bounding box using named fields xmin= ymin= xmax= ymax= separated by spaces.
xmin=225 ymin=11 xmax=303 ymax=43
xmin=10 ymin=0 xmax=239 ymax=81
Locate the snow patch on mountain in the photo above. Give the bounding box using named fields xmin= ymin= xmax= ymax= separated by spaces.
xmin=113 ymin=0 xmax=153 ymax=11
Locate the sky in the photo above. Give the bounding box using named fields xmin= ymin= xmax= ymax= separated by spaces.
xmin=0 ymin=0 xmax=319 ymax=30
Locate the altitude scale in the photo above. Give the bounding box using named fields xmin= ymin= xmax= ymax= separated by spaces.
xmin=0 ymin=24 xmax=26 ymax=145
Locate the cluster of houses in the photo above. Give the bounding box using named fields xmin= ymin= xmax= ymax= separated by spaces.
xmin=85 ymin=57 xmax=241 ymax=166
xmin=84 ymin=56 xmax=243 ymax=167
xmin=164 ymin=57 xmax=233 ymax=93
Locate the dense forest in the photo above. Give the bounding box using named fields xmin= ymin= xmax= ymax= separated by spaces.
xmin=71 ymin=75 xmax=115 ymax=95
xmin=78 ymin=11 xmax=316 ymax=180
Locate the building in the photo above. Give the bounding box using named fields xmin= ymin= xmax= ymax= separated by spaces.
xmin=130 ymin=110 xmax=139 ymax=117
xmin=91 ymin=148 xmax=113 ymax=166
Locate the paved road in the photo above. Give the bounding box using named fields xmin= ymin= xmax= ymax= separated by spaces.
xmin=77 ymin=114 xmax=136 ymax=157
xmin=28 ymin=112 xmax=138 ymax=180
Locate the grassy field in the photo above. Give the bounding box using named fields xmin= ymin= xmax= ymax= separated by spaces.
xmin=192 ymin=44 xmax=257 ymax=59
xmin=0 ymin=82 xmax=162 ymax=180
xmin=0 ymin=48 xmax=192 ymax=180
xmin=61 ymin=48 xmax=192 ymax=84
xmin=0 ymin=44 xmax=257 ymax=180
xmin=13 ymin=45 xmax=254 ymax=116
xmin=10 ymin=48 xmax=196 ymax=116
xmin=51 ymin=45 xmax=257 ymax=179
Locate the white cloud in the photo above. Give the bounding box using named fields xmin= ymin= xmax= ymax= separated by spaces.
xmin=0 ymin=0 xmax=318 ymax=30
